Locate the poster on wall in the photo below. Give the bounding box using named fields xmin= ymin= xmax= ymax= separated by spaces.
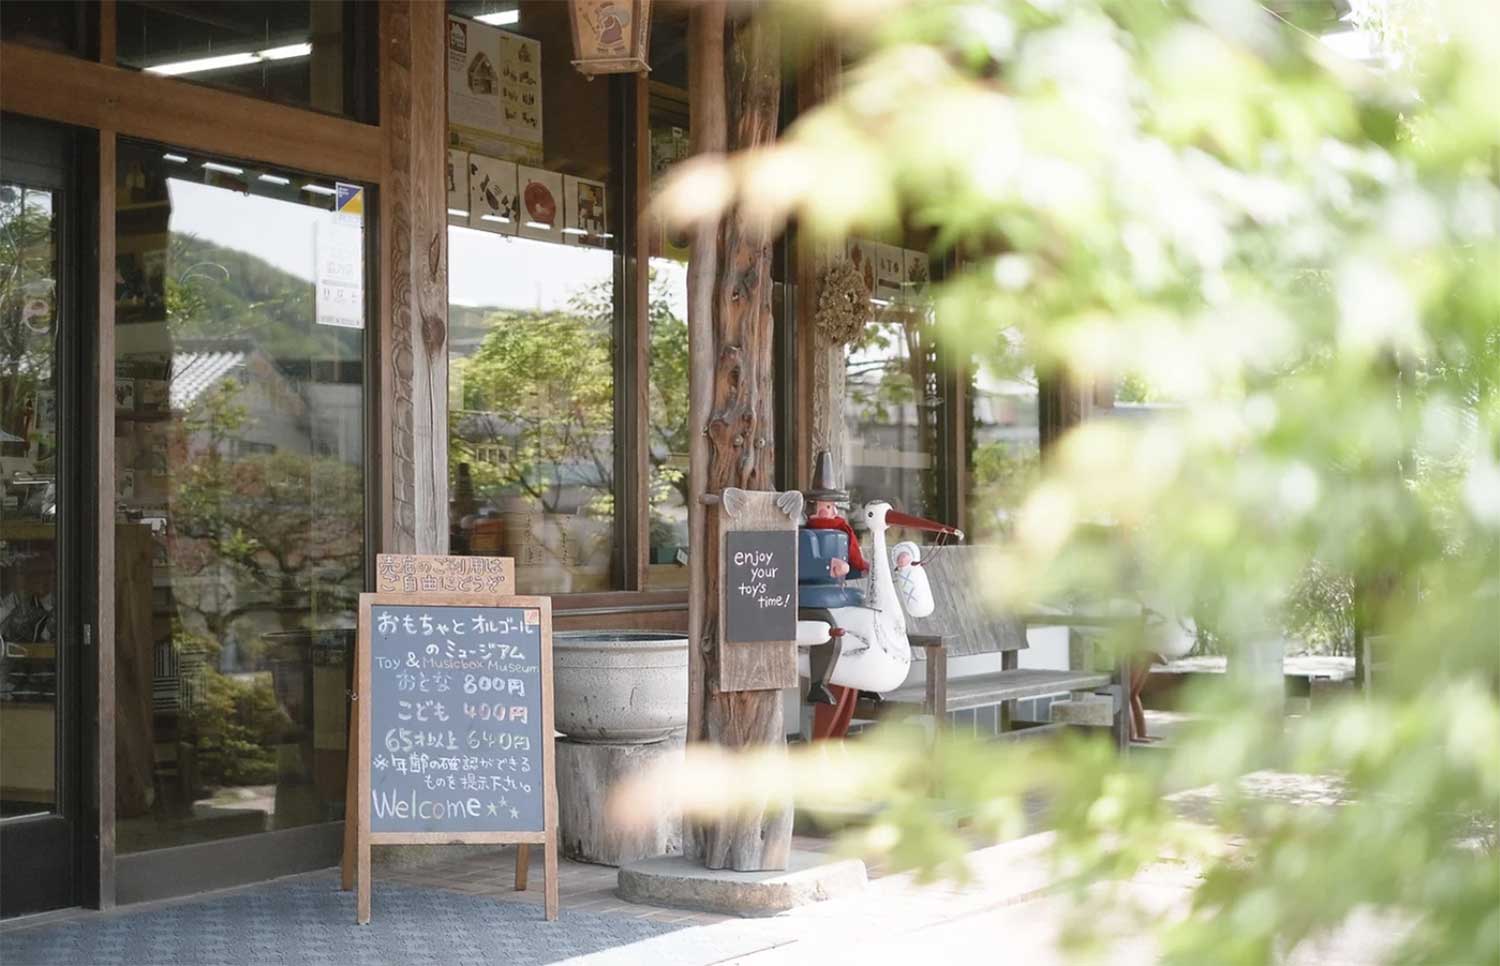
xmin=846 ymin=238 xmax=877 ymax=296
xmin=563 ymin=176 xmax=608 ymax=248
xmin=874 ymin=244 xmax=904 ymax=302
xmin=499 ymin=29 xmax=543 ymax=153
xmin=517 ymin=166 xmax=564 ymax=244
xmin=447 ymin=15 xmax=543 ymax=165
xmin=447 ymin=149 xmax=470 ymax=225
xmin=468 ymin=154 xmax=519 ymax=235
xmin=903 ymin=249 xmax=930 ymax=303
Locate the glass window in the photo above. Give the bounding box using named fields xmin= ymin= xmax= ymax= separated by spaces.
xmin=968 ymin=357 xmax=1040 ymax=539
xmin=1 ymin=2 xmax=86 ymax=55
xmin=645 ymin=260 xmax=690 ymax=587
xmin=113 ymin=140 xmax=367 ymax=851
xmin=0 ymin=182 xmax=60 ymax=818
xmin=117 ymin=1 xmax=376 ymax=122
xmin=643 ymin=17 xmax=691 ymax=589
xmin=446 ymin=3 xmax=618 ymax=595
xmin=844 ymin=309 xmax=940 ymax=518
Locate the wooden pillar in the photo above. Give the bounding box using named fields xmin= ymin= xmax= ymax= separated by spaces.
xmin=792 ymin=41 xmax=841 ymax=490
xmin=686 ymin=3 xmax=790 ymax=871
xmin=94 ymin=0 xmax=118 ymax=909
xmin=379 ymin=1 xmax=449 ymax=555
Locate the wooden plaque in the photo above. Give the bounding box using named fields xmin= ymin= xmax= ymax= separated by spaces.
xmin=715 ymin=488 xmax=802 ymax=692
xmin=374 ymin=553 xmax=514 ymax=596
xmin=344 ymin=592 xmax=557 ymax=923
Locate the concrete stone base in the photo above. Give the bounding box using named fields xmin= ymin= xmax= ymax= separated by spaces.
xmin=557 ymin=734 xmax=684 ymax=867
xmin=617 ymin=850 xmax=867 ymax=917
xmin=1049 ymin=693 xmax=1114 ymax=726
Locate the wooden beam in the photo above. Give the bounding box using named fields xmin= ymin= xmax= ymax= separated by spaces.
xmin=685 ymin=0 xmax=728 ymax=866
xmin=96 ymin=128 xmax=118 ymax=910
xmin=629 ymin=73 xmax=651 ymax=588
xmin=792 ymin=40 xmax=840 ymax=490
xmin=0 ymin=42 xmax=382 ymax=184
xmin=378 ymin=1 xmax=449 ymax=555
xmin=98 ymin=1 xmax=117 ymax=66
xmin=691 ymin=8 xmax=790 ymax=873
xmin=613 ymin=72 xmax=650 ymax=590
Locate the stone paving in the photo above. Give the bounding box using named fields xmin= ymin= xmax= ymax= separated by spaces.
xmin=1 ymin=794 xmax=1403 ymax=965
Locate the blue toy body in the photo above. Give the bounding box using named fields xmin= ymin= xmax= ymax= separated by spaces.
xmin=797 ymin=528 xmax=865 ymax=609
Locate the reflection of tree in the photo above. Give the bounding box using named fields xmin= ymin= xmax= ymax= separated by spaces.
xmin=0 ymin=184 xmax=55 ymax=458
xmin=160 ymin=376 xmax=361 ymax=797
xmin=450 ymin=270 xmax=692 ymax=531
xmin=451 ymin=298 xmax=615 ymax=515
xmin=645 ymin=273 xmax=690 ymax=542
xmin=845 ymin=313 xmax=938 ymax=511
xmin=168 ymin=379 xmax=364 ymax=651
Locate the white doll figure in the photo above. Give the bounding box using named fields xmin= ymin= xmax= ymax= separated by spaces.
xmin=889 ymin=541 xmax=935 ymax=618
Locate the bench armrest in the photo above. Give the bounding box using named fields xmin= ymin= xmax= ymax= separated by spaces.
xmin=908 ymin=633 xmax=948 ymax=650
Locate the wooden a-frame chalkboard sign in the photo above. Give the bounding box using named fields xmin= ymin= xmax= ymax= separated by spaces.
xmin=341 ymin=572 xmax=557 ymax=923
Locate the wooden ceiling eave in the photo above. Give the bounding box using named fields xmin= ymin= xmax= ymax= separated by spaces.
xmin=0 ymin=41 xmax=382 ymax=185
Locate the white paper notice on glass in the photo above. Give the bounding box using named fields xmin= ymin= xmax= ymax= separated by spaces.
xmin=468 ymin=154 xmax=518 ymax=236
xmin=517 ymin=166 xmax=564 ymax=243
xmin=315 ymin=218 xmax=364 ymax=329
xmin=563 ymin=176 xmax=608 ymax=248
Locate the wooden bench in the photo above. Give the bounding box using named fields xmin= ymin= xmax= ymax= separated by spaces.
xmin=858 ymin=545 xmax=1129 ymax=748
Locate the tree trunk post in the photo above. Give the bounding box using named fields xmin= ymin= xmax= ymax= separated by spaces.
xmin=686 ymin=3 xmax=790 ymax=872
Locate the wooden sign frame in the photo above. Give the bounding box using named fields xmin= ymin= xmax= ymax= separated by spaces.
xmin=714 ymin=487 xmax=803 ymax=692
xmin=341 ymin=591 xmax=558 ymax=924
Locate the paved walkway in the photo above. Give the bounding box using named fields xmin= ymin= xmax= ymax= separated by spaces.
xmin=2 ymin=780 xmax=1400 ymax=965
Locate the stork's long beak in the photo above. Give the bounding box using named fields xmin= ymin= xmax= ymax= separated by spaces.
xmin=884 ymin=509 xmax=965 ymax=541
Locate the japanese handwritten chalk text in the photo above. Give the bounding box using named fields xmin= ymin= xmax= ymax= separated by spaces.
xmin=368 ymin=603 xmax=544 ymax=833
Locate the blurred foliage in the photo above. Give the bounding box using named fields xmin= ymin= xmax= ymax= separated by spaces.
xmin=655 ymin=0 xmax=1500 ymax=961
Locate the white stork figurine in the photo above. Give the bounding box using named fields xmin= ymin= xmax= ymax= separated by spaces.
xmin=798 ymin=501 xmax=964 ymax=694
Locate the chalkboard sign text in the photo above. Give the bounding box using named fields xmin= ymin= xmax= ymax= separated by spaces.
xmin=724 ymin=530 xmax=798 ymax=644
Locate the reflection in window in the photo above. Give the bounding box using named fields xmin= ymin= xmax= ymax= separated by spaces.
xmin=969 ymin=360 xmax=1040 ymax=539
xmin=448 ymin=230 xmax=615 ymax=594
xmin=645 ymin=260 xmax=690 ymax=587
xmin=0 ymin=184 xmax=60 ymax=818
xmin=117 ymin=2 xmax=375 ymax=121
xmin=0 ymin=1 xmax=84 ymax=55
xmin=844 ymin=314 xmax=939 ymax=517
xmin=113 ymin=141 xmax=366 ymax=851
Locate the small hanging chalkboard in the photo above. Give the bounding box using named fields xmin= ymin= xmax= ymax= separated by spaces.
xmin=724 ymin=529 xmax=798 ymax=644
xmin=344 ymin=591 xmax=557 ymax=924
xmin=714 ymin=488 xmax=803 ymax=692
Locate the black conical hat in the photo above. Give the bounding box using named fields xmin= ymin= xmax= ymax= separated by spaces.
xmin=804 ymin=449 xmax=848 ymax=503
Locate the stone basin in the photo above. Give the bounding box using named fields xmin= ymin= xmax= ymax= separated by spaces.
xmin=552 ymin=631 xmax=688 ymax=743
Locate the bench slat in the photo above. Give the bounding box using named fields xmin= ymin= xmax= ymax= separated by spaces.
xmin=905 ymin=547 xmax=1028 ymax=657
xmin=884 ymin=668 xmax=1112 ymax=713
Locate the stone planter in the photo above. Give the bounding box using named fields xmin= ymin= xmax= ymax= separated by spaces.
xmin=552 ymin=631 xmax=688 ymax=743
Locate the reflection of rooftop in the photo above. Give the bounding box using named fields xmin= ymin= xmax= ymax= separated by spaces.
xmin=170 ymin=349 xmax=248 ymax=410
